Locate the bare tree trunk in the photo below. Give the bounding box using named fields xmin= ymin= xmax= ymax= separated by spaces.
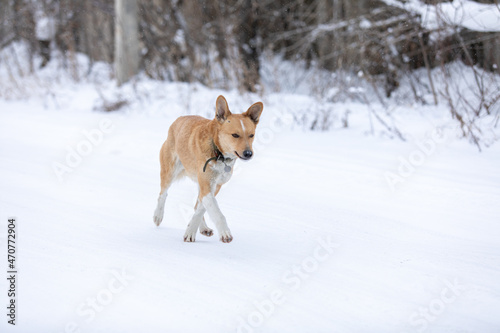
xmin=115 ymin=0 xmax=139 ymax=86
xmin=316 ymin=0 xmax=333 ymax=70
xmin=418 ymin=32 xmax=438 ymax=105
xmin=482 ymin=32 xmax=500 ymax=74
xmin=236 ymin=0 xmax=260 ymax=92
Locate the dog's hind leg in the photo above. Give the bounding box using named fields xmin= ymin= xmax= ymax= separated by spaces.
xmin=154 ymin=190 xmax=168 ymax=226
xmin=198 ymin=200 xmax=213 ymax=237
xmin=183 ymin=197 xmax=206 ymax=242
xmin=153 ymin=136 xmax=180 ymax=226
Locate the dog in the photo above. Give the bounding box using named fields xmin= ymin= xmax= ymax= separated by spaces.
xmin=153 ymin=95 xmax=263 ymax=243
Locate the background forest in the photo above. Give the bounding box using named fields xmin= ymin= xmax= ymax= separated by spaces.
xmin=1 ymin=0 xmax=500 ymax=147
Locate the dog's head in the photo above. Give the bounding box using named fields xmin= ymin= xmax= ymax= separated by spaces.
xmin=214 ymin=95 xmax=263 ymax=161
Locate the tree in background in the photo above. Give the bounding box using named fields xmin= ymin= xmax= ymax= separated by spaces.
xmin=236 ymin=0 xmax=260 ymax=92
xmin=115 ymin=0 xmax=139 ymax=85
xmin=1 ymin=0 xmax=499 ymax=143
xmin=3 ymin=0 xmax=499 ymax=91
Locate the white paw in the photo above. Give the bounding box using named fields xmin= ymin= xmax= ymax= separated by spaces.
xmin=184 ymin=231 xmax=196 ymax=242
xmin=153 ymin=210 xmax=163 ymax=226
xmin=219 ymin=229 xmax=233 ymax=243
xmin=184 ymin=223 xmax=197 ymax=242
xmin=200 ymin=227 xmax=214 ymax=237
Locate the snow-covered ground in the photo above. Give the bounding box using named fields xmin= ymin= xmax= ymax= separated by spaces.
xmin=1 ymin=39 xmax=500 ymax=332
xmin=383 ymin=0 xmax=500 ymax=32
xmin=1 ymin=73 xmax=500 ymax=333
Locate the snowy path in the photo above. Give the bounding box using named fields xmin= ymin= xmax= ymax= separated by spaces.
xmin=1 ymin=98 xmax=500 ymax=333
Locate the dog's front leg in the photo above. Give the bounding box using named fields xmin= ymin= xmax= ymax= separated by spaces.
xmin=196 ymin=179 xmax=232 ymax=243
xmin=202 ymin=193 xmax=233 ymax=243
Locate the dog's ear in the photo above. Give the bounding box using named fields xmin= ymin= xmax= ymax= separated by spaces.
xmin=215 ymin=95 xmax=231 ymax=123
xmin=243 ymin=102 xmax=263 ymax=124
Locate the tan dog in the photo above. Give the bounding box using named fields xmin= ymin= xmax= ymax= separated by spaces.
xmin=153 ymin=95 xmax=263 ymax=243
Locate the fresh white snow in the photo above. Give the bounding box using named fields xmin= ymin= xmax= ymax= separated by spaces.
xmin=1 ymin=81 xmax=500 ymax=332
xmin=382 ymin=0 xmax=500 ymax=32
xmin=1 ymin=41 xmax=500 ymax=332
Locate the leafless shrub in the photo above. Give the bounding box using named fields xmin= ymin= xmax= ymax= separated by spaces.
xmin=93 ymin=98 xmax=129 ymax=112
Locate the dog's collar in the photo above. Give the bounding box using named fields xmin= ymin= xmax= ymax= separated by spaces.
xmin=203 ymin=141 xmax=232 ymax=172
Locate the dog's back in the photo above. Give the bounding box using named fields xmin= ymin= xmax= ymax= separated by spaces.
xmin=162 ymin=115 xmax=213 ymax=179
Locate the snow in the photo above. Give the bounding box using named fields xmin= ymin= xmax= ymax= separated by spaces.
xmin=1 ymin=91 xmax=500 ymax=333
xmin=382 ymin=0 xmax=500 ymax=32
xmin=1 ymin=46 xmax=500 ymax=332
xmin=34 ymin=5 xmax=56 ymax=41
xmin=35 ymin=16 xmax=56 ymax=41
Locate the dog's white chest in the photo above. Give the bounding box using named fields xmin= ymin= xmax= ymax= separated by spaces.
xmin=210 ymin=159 xmax=235 ymax=186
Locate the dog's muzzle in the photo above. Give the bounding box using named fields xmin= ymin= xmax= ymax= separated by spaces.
xmin=235 ymin=150 xmax=253 ymax=160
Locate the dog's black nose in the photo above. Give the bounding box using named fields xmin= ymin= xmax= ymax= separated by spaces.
xmin=243 ymin=150 xmax=253 ymax=159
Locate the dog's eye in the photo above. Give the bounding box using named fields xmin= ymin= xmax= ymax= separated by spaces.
xmin=249 ymin=134 xmax=254 ymax=138
xmin=232 ymin=133 xmax=240 ymax=138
